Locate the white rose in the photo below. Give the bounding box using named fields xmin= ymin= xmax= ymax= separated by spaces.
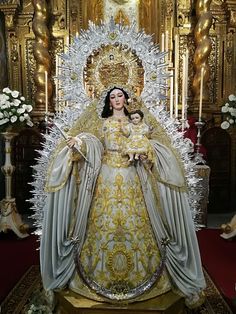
xmin=20 ymin=96 xmax=25 ymax=101
xmin=221 ymin=106 xmax=228 ymax=113
xmin=11 ymin=90 xmax=19 ymax=98
xmin=23 ymin=113 xmax=29 ymax=118
xmin=2 ymin=87 xmax=11 ymax=94
xmin=228 ymin=94 xmax=236 ymax=101
xmin=0 ymin=119 xmax=6 ymax=125
xmin=0 ymin=118 xmax=9 ymax=125
xmin=17 ymin=108 xmax=25 ymax=114
xmin=26 ymin=120 xmax=33 ymax=127
xmin=231 ymin=110 xmax=236 ymax=117
xmin=221 ymin=121 xmax=230 ymax=129
xmin=3 ymin=111 xmax=9 ymax=117
xmin=19 ymin=116 xmax=25 ymax=122
xmin=0 ymin=94 xmax=9 ymax=104
xmin=229 ymin=119 xmax=235 ymax=124
xmin=10 ymin=115 xmax=17 ymax=123
xmin=26 ymin=105 xmax=33 ymax=112
xmin=5 ymin=101 xmax=11 ymax=108
xmin=13 ymin=99 xmax=21 ymax=106
xmin=9 ymin=112 xmax=13 ymax=116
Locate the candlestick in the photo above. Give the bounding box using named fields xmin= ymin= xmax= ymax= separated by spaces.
xmin=45 ymin=70 xmax=48 ymax=113
xmin=199 ymin=67 xmax=204 ymax=120
xmin=65 ymin=35 xmax=70 ymax=53
xmin=174 ymin=35 xmax=179 ymax=118
xmin=161 ymin=33 xmax=165 ymax=52
xmin=165 ymin=30 xmax=169 ymax=52
xmin=193 ymin=120 xmax=206 ymax=165
xmin=55 ymin=55 xmax=59 ymax=112
xmin=0 ymin=132 xmax=29 ymax=238
xmin=174 ymin=75 xmax=179 ymax=119
xmin=185 ymin=50 xmax=189 ymax=112
xmin=170 ymin=70 xmax=174 ymax=118
xmin=181 ymin=56 xmax=186 ymax=121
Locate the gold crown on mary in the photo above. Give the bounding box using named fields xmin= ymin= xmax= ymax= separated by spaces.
xmin=83 ymin=43 xmax=144 ymax=112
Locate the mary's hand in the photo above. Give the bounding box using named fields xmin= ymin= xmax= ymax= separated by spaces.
xmin=66 ymin=136 xmax=82 ymax=149
xmin=139 ymin=154 xmax=148 ymax=161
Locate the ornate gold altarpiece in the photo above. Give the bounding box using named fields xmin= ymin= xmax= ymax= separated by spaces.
xmin=0 ymin=0 xmax=236 ymax=215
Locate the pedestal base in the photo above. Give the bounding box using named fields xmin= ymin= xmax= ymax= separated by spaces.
xmin=55 ymin=290 xmax=185 ymax=314
xmin=0 ymin=198 xmax=29 ymax=238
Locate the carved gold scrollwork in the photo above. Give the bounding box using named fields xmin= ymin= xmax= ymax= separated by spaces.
xmin=0 ymin=19 xmax=7 ymax=89
xmin=229 ymin=10 xmax=236 ymax=27
xmin=192 ymin=0 xmax=213 ymax=102
xmin=225 ymin=0 xmax=236 ymax=27
xmin=32 ymin=0 xmax=52 ymax=113
xmin=5 ymin=14 xmax=15 ymax=29
xmin=0 ymin=2 xmax=19 ymax=30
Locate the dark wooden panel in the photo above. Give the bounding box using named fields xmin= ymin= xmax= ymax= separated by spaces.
xmin=202 ymin=127 xmax=231 ymax=213
xmin=12 ymin=129 xmax=43 ymax=214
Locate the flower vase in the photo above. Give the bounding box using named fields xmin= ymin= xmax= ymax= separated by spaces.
xmin=0 ymin=131 xmax=29 ymax=238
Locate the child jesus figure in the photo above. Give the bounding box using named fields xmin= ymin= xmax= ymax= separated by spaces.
xmin=122 ymin=110 xmax=154 ymax=162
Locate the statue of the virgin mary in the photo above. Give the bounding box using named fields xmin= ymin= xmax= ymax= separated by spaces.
xmin=32 ymin=19 xmax=206 ymax=308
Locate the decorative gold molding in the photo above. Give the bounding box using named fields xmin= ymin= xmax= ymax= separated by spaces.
xmin=0 ymin=3 xmax=19 ymax=30
xmin=0 ymin=17 xmax=8 ymax=89
xmin=225 ymin=0 xmax=236 ymax=27
xmin=192 ymin=0 xmax=213 ymax=102
xmin=32 ymin=0 xmax=53 ymax=113
xmin=139 ymin=0 xmax=160 ymax=43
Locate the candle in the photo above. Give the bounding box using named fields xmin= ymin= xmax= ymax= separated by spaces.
xmin=174 ymin=78 xmax=178 ymax=118
xmin=161 ymin=33 xmax=165 ymax=52
xmin=170 ymin=70 xmax=174 ymax=118
xmin=165 ymin=30 xmax=169 ymax=52
xmin=65 ymin=35 xmax=70 ymax=52
xmin=199 ymin=67 xmax=204 ymax=120
xmin=181 ymin=56 xmax=186 ymax=120
xmin=185 ymin=49 xmax=189 ymax=107
xmin=174 ymin=35 xmax=179 ymax=118
xmin=45 ymin=70 xmax=48 ymax=113
xmin=55 ymin=56 xmax=58 ymax=110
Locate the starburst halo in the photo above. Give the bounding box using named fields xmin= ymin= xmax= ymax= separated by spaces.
xmin=58 ymin=18 xmax=168 ymax=113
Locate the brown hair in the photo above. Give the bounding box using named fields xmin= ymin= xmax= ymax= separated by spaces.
xmin=128 ymin=110 xmax=144 ymax=120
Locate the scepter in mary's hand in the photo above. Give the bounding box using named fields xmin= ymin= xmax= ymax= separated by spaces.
xmin=50 ymin=119 xmax=90 ymax=164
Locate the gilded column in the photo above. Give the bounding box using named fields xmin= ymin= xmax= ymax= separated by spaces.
xmin=32 ymin=0 xmax=53 ymax=113
xmin=192 ymin=0 xmax=212 ymax=102
xmin=0 ymin=14 xmax=7 ymax=90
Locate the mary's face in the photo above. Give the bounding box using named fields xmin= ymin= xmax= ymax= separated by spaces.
xmin=109 ymin=89 xmax=126 ymax=111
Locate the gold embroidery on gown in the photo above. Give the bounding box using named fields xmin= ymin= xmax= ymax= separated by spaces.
xmin=72 ymin=117 xmax=171 ymax=301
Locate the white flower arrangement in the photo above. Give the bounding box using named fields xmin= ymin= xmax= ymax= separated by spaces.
xmin=0 ymin=87 xmax=33 ymax=131
xmin=221 ymin=93 xmax=236 ymax=129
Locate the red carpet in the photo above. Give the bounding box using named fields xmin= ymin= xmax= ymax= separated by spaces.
xmin=0 ymin=232 xmax=39 ymax=303
xmin=197 ymin=228 xmax=236 ymax=311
